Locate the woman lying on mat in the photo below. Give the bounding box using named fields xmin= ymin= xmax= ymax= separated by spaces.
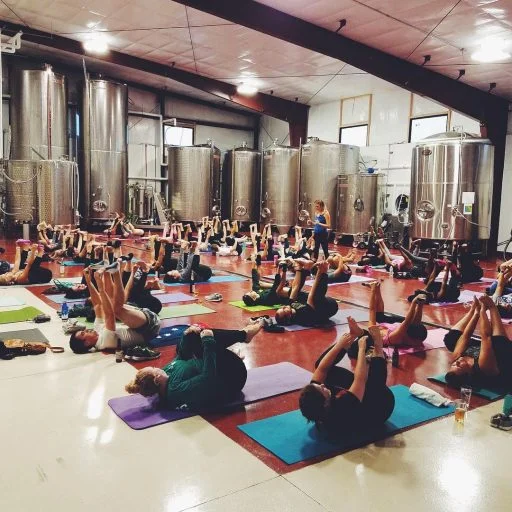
xmin=125 ymin=322 xmax=264 ymax=410
xmin=242 ymin=254 xmax=310 ymax=307
xmin=0 ymin=242 xmax=52 ymax=286
xmin=345 ymin=281 xmax=427 ymax=357
xmin=310 ymin=250 xmax=355 ymax=284
xmin=163 ymin=241 xmax=212 ymax=284
xmin=486 ymin=266 xmax=512 ymax=318
xmin=275 ymin=261 xmax=338 ymax=327
xmin=443 ymin=295 xmax=512 ymax=389
xmin=69 ymin=264 xmax=160 ymax=354
xmin=299 ymin=322 xmax=395 ymax=437
xmin=408 ymin=261 xmax=461 ymax=304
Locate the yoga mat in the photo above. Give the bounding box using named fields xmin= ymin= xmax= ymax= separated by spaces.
xmin=283 ymin=308 xmax=370 ymax=332
xmin=0 ymin=306 xmax=44 ymax=324
xmin=62 ymin=260 xmax=85 ymax=267
xmin=432 ymin=272 xmax=495 ymax=284
xmin=161 ymin=274 xmax=248 ymax=287
xmin=155 ymin=292 xmax=196 ymax=304
xmin=148 ymin=325 xmax=189 ymax=347
xmin=383 ymin=328 xmax=448 ymax=357
xmin=427 ymin=374 xmax=506 ymax=400
xmin=159 ymin=303 xmax=216 ymax=319
xmin=109 ymin=362 xmax=312 ymax=429
xmin=304 ymin=274 xmax=374 ymax=287
xmin=47 ymin=294 xmax=88 ymax=305
xmin=429 ymin=290 xmax=483 ymax=307
xmin=229 ymin=300 xmax=281 ymax=312
xmin=0 ymin=297 xmax=26 ymax=307
xmin=0 ymin=327 xmax=50 ymax=344
xmin=238 ymin=385 xmax=455 ymax=464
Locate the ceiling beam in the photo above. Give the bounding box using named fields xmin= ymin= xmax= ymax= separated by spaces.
xmin=0 ymin=19 xmax=308 ymax=126
xmin=173 ymin=0 xmax=509 ymax=122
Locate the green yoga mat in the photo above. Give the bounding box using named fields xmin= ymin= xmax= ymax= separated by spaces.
xmin=428 ymin=374 xmax=506 ymax=400
xmin=0 ymin=306 xmax=44 ymax=324
xmin=229 ymin=300 xmax=281 ymax=312
xmin=159 ymin=304 xmax=216 ymax=319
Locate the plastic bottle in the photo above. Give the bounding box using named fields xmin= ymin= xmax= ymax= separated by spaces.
xmin=60 ymin=261 xmax=65 ymax=275
xmin=273 ymin=254 xmax=279 ymax=268
xmin=392 ymin=346 xmax=399 ymax=368
xmin=115 ymin=338 xmax=123 ymax=363
xmin=61 ymin=302 xmax=69 ymax=321
xmin=389 ymin=265 xmax=394 ymax=277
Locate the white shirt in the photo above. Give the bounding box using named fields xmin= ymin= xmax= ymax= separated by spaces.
xmin=93 ymin=319 xmax=144 ymax=350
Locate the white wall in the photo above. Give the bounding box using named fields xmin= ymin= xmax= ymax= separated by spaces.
xmin=307 ymin=101 xmax=339 ymax=143
xmin=259 ymin=115 xmax=290 ymax=148
xmin=498 ymin=113 xmax=512 ymax=249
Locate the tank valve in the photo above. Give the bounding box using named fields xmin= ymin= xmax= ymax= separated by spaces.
xmin=261 ymin=207 xmax=271 ymax=218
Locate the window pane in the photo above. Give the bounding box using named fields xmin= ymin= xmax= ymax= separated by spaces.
xmin=165 ymin=126 xmax=193 ymax=146
xmin=339 ymin=125 xmax=367 ymax=146
xmin=409 ymin=115 xmax=447 ymax=143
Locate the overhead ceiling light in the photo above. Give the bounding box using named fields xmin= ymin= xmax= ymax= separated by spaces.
xmin=471 ymin=39 xmax=510 ymax=62
xmin=83 ymin=34 xmax=109 ymax=54
xmin=237 ymin=83 xmax=258 ymax=95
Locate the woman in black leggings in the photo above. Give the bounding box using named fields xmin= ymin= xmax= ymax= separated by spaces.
xmin=299 ymin=321 xmax=395 ymax=438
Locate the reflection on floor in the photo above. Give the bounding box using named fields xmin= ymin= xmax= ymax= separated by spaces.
xmin=1 ymin=239 xmax=510 ymax=511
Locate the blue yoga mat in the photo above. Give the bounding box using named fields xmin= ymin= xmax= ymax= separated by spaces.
xmin=62 ymin=260 xmax=85 ymax=267
xmin=428 ymin=374 xmax=506 ymax=400
xmin=148 ymin=325 xmax=189 ymax=347
xmin=238 ymin=385 xmax=455 ymax=465
xmin=161 ymin=274 xmax=248 ymax=287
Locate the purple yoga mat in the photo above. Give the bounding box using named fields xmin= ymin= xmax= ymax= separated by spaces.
xmin=108 ymin=362 xmax=312 ymax=430
xmin=150 ymin=292 xmax=196 ymax=303
xmin=430 ymin=290 xmax=484 ymax=307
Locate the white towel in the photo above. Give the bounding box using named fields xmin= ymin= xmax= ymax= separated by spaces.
xmin=409 ymin=383 xmax=451 ymax=407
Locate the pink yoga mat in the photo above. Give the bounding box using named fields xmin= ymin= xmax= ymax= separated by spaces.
xmin=384 ymin=327 xmax=448 ymax=356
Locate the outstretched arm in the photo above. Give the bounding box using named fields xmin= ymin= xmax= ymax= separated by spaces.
xmin=311 ymin=332 xmax=355 ymax=384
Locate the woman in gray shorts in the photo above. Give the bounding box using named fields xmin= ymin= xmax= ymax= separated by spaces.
xmin=69 ymin=262 xmax=160 ymax=354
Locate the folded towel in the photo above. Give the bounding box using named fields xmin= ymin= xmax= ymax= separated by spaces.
xmin=409 ymin=383 xmax=451 ymax=407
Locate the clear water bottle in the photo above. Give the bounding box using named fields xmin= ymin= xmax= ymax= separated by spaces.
xmin=389 ymin=265 xmax=394 ymax=277
xmin=60 ymin=260 xmax=65 ymax=275
xmin=61 ymin=302 xmax=69 ymax=321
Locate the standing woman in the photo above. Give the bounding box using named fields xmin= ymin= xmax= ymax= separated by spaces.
xmin=309 ymin=199 xmax=330 ymax=261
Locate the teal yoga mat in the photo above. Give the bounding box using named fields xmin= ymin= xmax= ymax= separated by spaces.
xmin=238 ymin=385 xmax=455 ymax=465
xmin=428 ymin=374 xmax=506 ymax=400
xmin=161 ymin=274 xmax=248 ymax=287
xmin=62 ymin=260 xmax=85 ymax=266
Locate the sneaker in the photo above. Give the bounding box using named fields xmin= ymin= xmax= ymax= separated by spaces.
xmin=62 ymin=319 xmax=86 ymax=334
xmin=130 ymin=346 xmax=161 ymax=361
xmin=205 ymin=293 xmax=223 ymax=302
xmin=124 ymin=347 xmax=133 ymax=360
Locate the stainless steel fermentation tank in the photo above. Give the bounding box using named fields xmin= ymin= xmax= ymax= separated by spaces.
xmin=10 ymin=66 xmax=68 ymax=160
xmin=4 ymin=160 xmax=76 ymax=225
xmin=81 ymin=78 xmax=128 ymax=223
xmin=410 ymin=132 xmax=494 ymax=240
xmin=337 ymin=173 xmax=385 ymax=234
xmin=222 ymin=143 xmax=261 ymax=222
xmin=299 ymin=138 xmax=360 ymax=229
xmin=261 ymin=143 xmax=299 ymax=233
xmin=168 ymin=143 xmax=221 ymax=221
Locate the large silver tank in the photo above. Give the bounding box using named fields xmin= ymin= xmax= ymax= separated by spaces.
xmin=81 ymin=78 xmax=128 ymax=222
xmin=168 ymin=143 xmax=221 ymax=221
xmin=410 ymin=131 xmax=494 ymax=240
xmin=261 ymin=142 xmax=299 ymax=232
xmin=222 ymin=143 xmax=261 ymax=222
xmin=337 ymin=173 xmax=385 ymax=234
xmin=299 ymin=138 xmax=360 ymax=229
xmin=5 ymin=160 xmax=76 ymax=225
xmin=10 ymin=66 xmax=68 ymax=160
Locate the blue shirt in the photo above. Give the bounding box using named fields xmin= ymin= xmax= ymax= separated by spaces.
xmin=314 ymin=213 xmax=327 ymax=234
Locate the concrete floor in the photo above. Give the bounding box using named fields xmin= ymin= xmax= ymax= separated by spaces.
xmin=1 ymin=239 xmax=510 ymax=511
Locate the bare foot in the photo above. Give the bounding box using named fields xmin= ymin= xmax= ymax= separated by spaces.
xmin=243 ymin=320 xmax=264 ymax=343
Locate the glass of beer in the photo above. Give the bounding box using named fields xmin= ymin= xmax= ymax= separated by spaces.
xmin=454 ymin=399 xmax=468 ymax=425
